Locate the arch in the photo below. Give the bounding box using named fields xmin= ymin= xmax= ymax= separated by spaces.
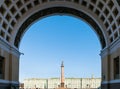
xmin=14 ymin=7 xmax=106 ymax=49
xmin=0 ymin=0 xmax=120 ymax=89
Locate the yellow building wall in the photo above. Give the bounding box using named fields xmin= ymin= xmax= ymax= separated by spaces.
xmin=101 ymin=54 xmax=110 ymax=81
xmin=0 ymin=46 xmax=20 ymax=82
xmin=110 ymin=47 xmax=120 ymax=80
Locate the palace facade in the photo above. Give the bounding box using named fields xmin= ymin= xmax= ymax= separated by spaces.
xmin=20 ymin=62 xmax=101 ymax=89
xmin=20 ymin=77 xmax=101 ymax=89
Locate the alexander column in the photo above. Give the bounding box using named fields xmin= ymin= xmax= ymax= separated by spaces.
xmin=61 ymin=61 xmax=65 ymax=88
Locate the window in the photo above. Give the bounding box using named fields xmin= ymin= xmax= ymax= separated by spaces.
xmin=0 ymin=56 xmax=4 ymax=79
xmin=114 ymin=56 xmax=120 ymax=79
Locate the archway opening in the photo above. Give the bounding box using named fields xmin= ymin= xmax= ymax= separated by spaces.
xmin=19 ymin=15 xmax=101 ymax=89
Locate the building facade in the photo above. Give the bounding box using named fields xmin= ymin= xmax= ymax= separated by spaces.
xmin=22 ymin=77 xmax=101 ymax=89
xmin=21 ymin=62 xmax=102 ymax=89
xmin=0 ymin=0 xmax=120 ymax=89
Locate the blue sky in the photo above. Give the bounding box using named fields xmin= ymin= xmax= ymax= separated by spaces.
xmin=19 ymin=15 xmax=101 ymax=82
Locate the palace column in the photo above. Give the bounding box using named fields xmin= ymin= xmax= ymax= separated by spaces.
xmin=61 ymin=61 xmax=64 ymax=88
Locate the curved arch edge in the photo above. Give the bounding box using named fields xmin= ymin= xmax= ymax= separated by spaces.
xmin=14 ymin=7 xmax=106 ymax=49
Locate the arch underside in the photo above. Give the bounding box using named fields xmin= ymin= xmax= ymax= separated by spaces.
xmin=14 ymin=7 xmax=106 ymax=49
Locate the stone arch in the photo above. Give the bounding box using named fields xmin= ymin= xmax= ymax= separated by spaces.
xmin=0 ymin=0 xmax=119 ymax=49
xmin=14 ymin=6 xmax=106 ymax=49
xmin=0 ymin=0 xmax=120 ymax=89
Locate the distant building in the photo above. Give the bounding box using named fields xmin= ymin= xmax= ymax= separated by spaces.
xmin=21 ymin=61 xmax=101 ymax=89
xmin=22 ymin=77 xmax=101 ymax=89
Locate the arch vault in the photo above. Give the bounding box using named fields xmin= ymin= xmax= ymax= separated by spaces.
xmin=0 ymin=0 xmax=120 ymax=89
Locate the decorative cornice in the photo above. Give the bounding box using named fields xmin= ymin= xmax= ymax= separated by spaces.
xmin=0 ymin=38 xmax=11 ymax=51
xmin=100 ymin=47 xmax=109 ymax=58
xmin=0 ymin=37 xmax=20 ymax=57
xmin=109 ymin=36 xmax=120 ymax=53
xmin=100 ymin=36 xmax=120 ymax=58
